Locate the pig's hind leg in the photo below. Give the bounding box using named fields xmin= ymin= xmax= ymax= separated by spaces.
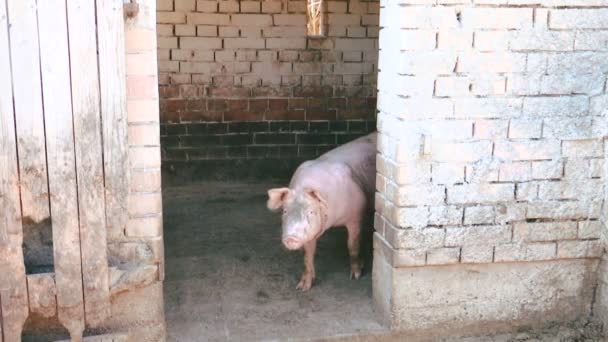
xmin=346 ymin=221 xmax=363 ymax=280
xmin=297 ymin=239 xmax=317 ymax=291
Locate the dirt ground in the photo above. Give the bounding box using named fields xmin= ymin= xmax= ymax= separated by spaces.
xmin=162 ymin=181 xmax=385 ymax=342
xmin=162 ymin=181 xmax=605 ymax=342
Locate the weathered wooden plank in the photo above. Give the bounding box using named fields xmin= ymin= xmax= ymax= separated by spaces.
xmin=7 ymin=0 xmax=50 ymax=224
xmin=37 ymin=1 xmax=85 ymax=339
xmin=67 ymin=0 xmax=111 ymax=328
xmin=26 ymin=273 xmax=57 ymax=318
xmin=97 ymin=0 xmax=129 ymax=243
xmin=0 ymin=1 xmax=31 ymax=340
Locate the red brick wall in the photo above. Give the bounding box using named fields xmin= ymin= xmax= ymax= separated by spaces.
xmin=156 ymin=0 xmax=379 ymax=163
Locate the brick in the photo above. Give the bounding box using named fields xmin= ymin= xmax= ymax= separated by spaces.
xmin=428 ymin=206 xmax=462 ymax=226
xmin=263 ymin=26 xmax=306 ymax=37
xmin=240 ymin=27 xmax=261 ymax=38
xmin=448 ymin=183 xmax=514 ymax=204
xmin=506 ymin=74 xmax=542 ymax=96
xmin=575 ymin=31 xmax=608 ymax=51
xmin=361 ymin=14 xmax=379 ymax=26
xmin=215 ymin=50 xmax=235 ymax=62
xmin=129 ymin=100 xmax=160 ymax=123
xmin=494 ymin=140 xmax=561 ymax=161
xmin=494 ymin=243 xmax=556 ymax=262
xmin=432 ymin=163 xmax=464 ymax=185
xmin=156 ymin=24 xmax=174 ymax=37
xmin=543 ymin=117 xmax=602 ymax=140
xmin=395 ymin=6 xmax=458 ymax=29
xmin=158 ymin=37 xmax=178 ymax=49
xmin=347 ymin=27 xmax=367 ymax=38
xmin=454 ymin=98 xmax=522 ymax=118
xmin=562 ymin=139 xmax=603 ymax=158
xmin=273 ymin=14 xmax=307 ymax=26
xmin=513 ymin=222 xmax=577 ymax=242
xmin=175 ymin=0 xmax=196 ymax=11
xmin=540 ymin=74 xmax=605 ymax=96
xmin=262 ymin=1 xmax=282 ymax=13
xmin=172 ymin=49 xmax=214 ymax=61
xmin=589 ymin=159 xmax=604 ymax=178
xmin=540 ymin=179 xmax=604 ymax=202
xmin=126 ymin=216 xmax=163 ymax=237
xmin=187 ymin=13 xmax=230 ymax=25
xmin=474 ymin=31 xmax=510 ymax=52
xmin=457 ymin=52 xmax=526 ymax=73
xmin=327 ymin=14 xmax=360 ymax=26
xmin=158 ymin=0 xmax=173 ymax=11
xmin=398 ymin=30 xmax=436 ymax=51
xmin=128 ymin=193 xmax=162 ymax=216
xmin=127 ymin=75 xmax=157 ymax=99
xmin=398 ymin=51 xmax=458 ymax=74
xmin=496 ymin=203 xmax=527 ymax=224
xmin=438 ymin=30 xmax=472 ymax=51
xmin=557 ymin=240 xmax=603 ymax=259
xmin=394 ymin=207 xmax=430 ymax=229
xmin=392 ymin=184 xmax=445 ymax=206
xmin=464 ymin=206 xmax=495 ymax=225
xmin=508 ymin=119 xmax=542 ymax=139
xmin=393 ymin=249 xmax=426 ymax=267
xmin=287 ymin=1 xmax=306 ymax=12
xmin=579 ymin=221 xmax=602 ymax=240
xmin=267 ymin=38 xmax=307 ymax=49
xmin=219 ymin=0 xmax=239 ymax=12
xmin=335 ymin=38 xmax=376 ymax=51
xmin=550 ymin=9 xmax=608 ymax=29
xmin=328 ymin=1 xmax=347 ymax=13
xmin=445 ymin=225 xmax=512 ymax=246
xmin=175 ymin=24 xmax=196 ymax=36
xmin=474 ymin=120 xmax=508 ymax=139
xmin=157 ymin=11 xmax=186 ymax=24
xmin=197 ymin=0 xmax=217 ymax=12
xmin=388 ymin=226 xmax=444 ymax=249
xmin=219 ymin=26 xmax=239 ymax=37
xmin=196 ymin=25 xmax=218 ymax=36
xmin=129 ymin=124 xmax=160 ymax=146
xmin=224 ymin=38 xmax=265 ymax=49
xmin=547 ymin=52 xmax=608 ymax=74
xmin=434 ymin=77 xmax=469 ymax=97
xmin=431 ymin=141 xmax=492 ymax=163
xmin=426 ymin=248 xmax=460 ymax=265
xmin=180 ymin=37 xmax=221 ymax=49
xmin=532 ymin=160 xmax=563 ymax=180
xmin=240 ymin=1 xmax=260 ymax=12
xmin=527 ymin=201 xmax=602 ymax=220
xmin=516 ymin=182 xmax=538 ymax=201
xmin=462 ymin=8 xmax=533 ymax=29
xmin=461 ymin=245 xmax=494 ymax=263
xmin=510 ymin=30 xmax=574 ymax=51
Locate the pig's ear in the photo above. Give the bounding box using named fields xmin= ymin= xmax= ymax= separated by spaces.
xmin=267 ymin=188 xmax=291 ymax=211
xmin=305 ymin=188 xmax=327 ymax=206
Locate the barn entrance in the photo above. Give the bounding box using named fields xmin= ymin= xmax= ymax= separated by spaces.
xmin=155 ymin=0 xmax=385 ymax=339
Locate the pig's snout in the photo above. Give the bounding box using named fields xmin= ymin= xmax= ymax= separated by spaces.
xmin=282 ymin=236 xmax=303 ymax=250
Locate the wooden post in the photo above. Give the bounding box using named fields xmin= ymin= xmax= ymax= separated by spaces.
xmin=37 ymin=0 xmax=86 ymax=339
xmin=1 ymin=0 xmax=40 ymax=340
xmin=97 ymin=0 xmax=130 ymax=244
xmin=66 ymin=0 xmax=111 ymax=328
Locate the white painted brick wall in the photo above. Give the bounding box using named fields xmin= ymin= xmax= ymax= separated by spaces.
xmin=376 ymin=0 xmax=607 ymax=266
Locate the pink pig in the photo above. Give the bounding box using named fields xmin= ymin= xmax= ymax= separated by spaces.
xmin=267 ymin=132 xmax=377 ymax=291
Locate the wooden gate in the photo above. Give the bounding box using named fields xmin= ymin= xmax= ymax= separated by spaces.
xmin=0 ymin=0 xmax=128 ymax=340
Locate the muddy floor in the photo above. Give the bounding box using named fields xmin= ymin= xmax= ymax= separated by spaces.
xmin=162 ymin=181 xmax=385 ymax=342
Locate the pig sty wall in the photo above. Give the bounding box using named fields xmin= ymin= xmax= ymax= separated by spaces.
xmin=157 ymin=0 xmax=379 ymax=179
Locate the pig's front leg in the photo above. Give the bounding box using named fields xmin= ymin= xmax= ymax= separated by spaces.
xmin=296 ymin=239 xmax=317 ymax=291
xmin=346 ymin=221 xmax=362 ymax=280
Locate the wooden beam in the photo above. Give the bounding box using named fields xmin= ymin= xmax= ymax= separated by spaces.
xmin=67 ymin=0 xmax=111 ymax=328
xmin=97 ymin=0 xmax=130 ymax=244
xmin=37 ymin=0 xmax=86 ymax=339
xmin=1 ymin=0 xmax=39 ymax=340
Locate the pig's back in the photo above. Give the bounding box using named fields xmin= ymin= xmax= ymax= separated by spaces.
xmin=316 ymin=132 xmax=377 ymax=199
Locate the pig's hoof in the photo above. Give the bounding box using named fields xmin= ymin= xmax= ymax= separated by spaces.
xmin=350 ymin=269 xmax=361 ymax=280
xmin=296 ymin=275 xmax=314 ymax=291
